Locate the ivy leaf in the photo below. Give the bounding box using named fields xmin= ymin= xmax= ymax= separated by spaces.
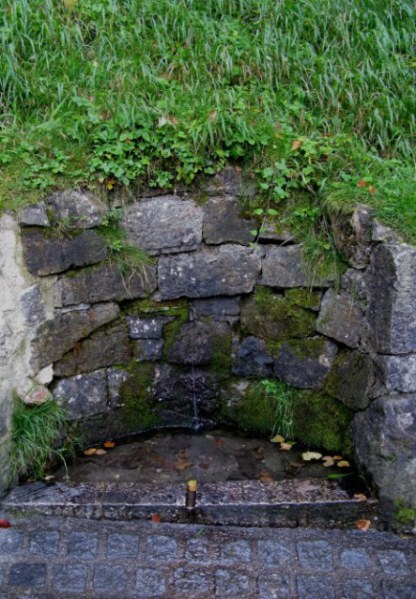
xmin=302 ymin=451 xmax=322 ymax=461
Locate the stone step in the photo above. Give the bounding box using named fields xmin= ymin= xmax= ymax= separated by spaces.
xmin=2 ymin=479 xmax=378 ymax=528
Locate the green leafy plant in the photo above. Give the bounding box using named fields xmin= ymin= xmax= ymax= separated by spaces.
xmin=11 ymin=397 xmax=77 ymax=480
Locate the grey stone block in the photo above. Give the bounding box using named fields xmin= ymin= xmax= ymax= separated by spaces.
xmin=158 ymin=244 xmax=261 ymax=299
xmin=123 ymin=196 xmax=203 ymax=255
xmin=33 ymin=302 xmax=120 ymax=368
xmin=18 ymin=202 xmax=50 ymax=227
xmin=56 ymin=262 xmax=157 ymax=306
xmin=232 ymin=337 xmax=274 ymax=378
xmin=296 ymin=540 xmax=333 ymax=571
xmin=325 ymin=351 xmax=374 ymax=410
xmin=215 ymin=569 xmax=251 ymax=597
xmin=377 ymin=355 xmax=416 ymax=393
xmin=190 ymin=297 xmax=240 ymax=322
xmin=126 ymin=315 xmax=173 ymax=339
xmin=9 ymin=563 xmax=46 ymax=587
xmin=29 ymin=531 xmax=59 ymax=556
xmin=52 ymin=564 xmax=88 ymax=593
xmin=175 ymin=569 xmax=214 ymax=596
xmin=107 ymin=533 xmax=139 ymax=558
xmin=297 ymin=575 xmax=335 ymax=599
xmin=275 ymin=337 xmax=338 ymax=389
xmin=353 ymin=394 xmax=416 ymax=507
xmin=368 ymin=243 xmax=416 ymax=354
xmin=258 ymin=574 xmax=290 ymax=599
xmin=67 ymin=531 xmax=98 ymax=558
xmin=221 ymin=540 xmax=252 ymax=563
xmin=262 ymin=245 xmax=333 ymax=288
xmin=316 ymin=290 xmax=365 ymax=348
xmin=0 ymin=530 xmax=23 ymax=554
xmin=340 ymin=548 xmax=371 ymax=569
xmin=258 ymin=540 xmax=291 ymax=567
xmin=107 ymin=368 xmax=129 ymax=408
xmin=22 ymin=228 xmax=107 ymax=276
xmin=203 ymin=196 xmax=255 ymax=245
xmin=377 ymin=550 xmax=410 ymax=575
xmin=54 ymin=370 xmax=108 ymax=420
xmin=46 ymin=190 xmax=108 ymax=228
xmin=185 ymin=538 xmax=214 ymax=562
xmin=382 ymin=581 xmax=416 ymax=599
xmin=341 ymin=581 xmax=375 ymax=599
xmin=136 ymin=568 xmax=166 ymax=597
xmin=145 ymin=535 xmax=178 ymax=561
xmin=167 ymin=320 xmax=230 ymax=366
xmin=93 ymin=565 xmax=127 ymax=596
xmin=330 ymin=204 xmax=373 ymax=269
xmin=19 ymin=286 xmax=47 ymax=326
xmin=133 ymin=339 xmax=164 ymax=361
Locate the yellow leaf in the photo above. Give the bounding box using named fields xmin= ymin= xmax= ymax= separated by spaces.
xmin=280 ymin=442 xmax=293 ymax=451
xmin=322 ymin=456 xmax=335 ymax=467
xmin=270 ymin=434 xmax=285 ymax=443
xmin=83 ymin=447 xmax=97 ymax=456
xmin=259 ymin=470 xmax=274 ymax=482
xmin=103 ymin=441 xmax=116 ymax=448
xmin=337 ymin=460 xmax=351 ymax=468
xmin=356 ymin=519 xmax=371 ymax=531
xmin=95 ymin=448 xmax=107 ymax=456
xmin=302 ymin=451 xmax=322 ymax=461
xmin=353 ymin=493 xmax=367 ymax=502
xmin=332 ymin=455 xmax=343 ymax=461
xmin=175 ymin=459 xmax=192 ymax=471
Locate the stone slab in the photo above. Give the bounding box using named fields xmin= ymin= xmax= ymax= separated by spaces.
xmin=316 ymin=290 xmax=365 ymax=348
xmin=203 ymin=196 xmax=255 ymax=245
xmin=46 ymin=190 xmax=108 ymax=229
xmin=53 ymin=369 xmax=108 ymax=420
xmin=261 ymin=245 xmax=332 ymax=288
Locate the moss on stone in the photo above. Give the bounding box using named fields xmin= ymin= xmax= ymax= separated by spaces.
xmin=282 ymin=337 xmax=329 ymax=361
xmin=241 ymin=286 xmax=316 ymax=342
xmin=124 ymin=298 xmax=188 ymax=317
xmin=210 ymin=331 xmax=233 ymax=380
xmin=395 ymin=501 xmax=416 ymax=526
xmin=162 ymin=305 xmax=189 ymax=359
xmin=284 ymin=288 xmax=322 ymax=311
xmin=293 ymin=391 xmax=353 ymax=454
xmin=120 ymin=362 xmax=160 ymax=430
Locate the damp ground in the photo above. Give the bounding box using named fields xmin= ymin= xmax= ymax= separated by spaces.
xmin=53 ymin=429 xmax=361 ymax=490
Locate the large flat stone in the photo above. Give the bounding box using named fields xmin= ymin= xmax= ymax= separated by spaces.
xmin=32 ymin=303 xmax=120 ymax=368
xmin=274 ymin=338 xmax=338 ymax=390
xmin=325 ymin=351 xmax=374 ymax=410
xmin=54 ymin=320 xmax=131 ymax=377
xmin=190 ymin=297 xmax=240 ymax=323
xmin=353 ymin=394 xmax=416 ymax=507
xmin=376 ymin=355 xmax=416 ymax=393
xmin=203 ymin=197 xmax=255 ymax=245
xmin=330 ymin=205 xmax=373 ymax=269
xmin=122 ymin=196 xmax=202 ymax=255
xmin=316 ymin=290 xmax=365 ymax=348
xmin=22 ymin=229 xmax=107 ymax=276
xmin=53 ymin=369 xmax=108 ymax=420
xmin=232 ymin=337 xmax=274 ymax=378
xmin=126 ymin=315 xmax=173 ymax=339
xmin=18 ymin=201 xmax=50 ymax=227
xmin=368 ymin=244 xmax=416 ymax=354
xmin=261 ymin=246 xmax=332 ymax=288
xmin=158 ymin=245 xmax=261 ymax=299
xmin=167 ymin=321 xmax=231 ymax=366
xmin=55 ymin=262 xmax=156 ymax=306
xmin=46 ymin=190 xmax=108 ymax=228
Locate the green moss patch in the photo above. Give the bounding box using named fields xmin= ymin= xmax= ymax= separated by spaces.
xmin=120 ymin=362 xmax=160 ymax=431
xmin=284 ymin=288 xmax=322 ymax=311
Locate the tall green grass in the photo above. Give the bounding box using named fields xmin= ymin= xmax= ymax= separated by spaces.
xmin=0 ymin=0 xmax=414 ymax=234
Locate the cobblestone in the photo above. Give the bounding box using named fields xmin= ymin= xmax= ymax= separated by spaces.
xmin=0 ymin=513 xmax=415 ymax=598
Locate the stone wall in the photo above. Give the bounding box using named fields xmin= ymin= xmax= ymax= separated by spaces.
xmin=0 ymin=171 xmax=415 ymax=522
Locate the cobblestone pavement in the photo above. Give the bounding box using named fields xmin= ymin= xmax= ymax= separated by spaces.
xmin=0 ymin=513 xmax=415 ymax=599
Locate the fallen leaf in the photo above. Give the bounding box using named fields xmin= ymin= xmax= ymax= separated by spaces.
xmin=337 ymin=460 xmax=351 ymax=468
xmin=368 ymin=185 xmax=376 ymax=194
xmin=151 ymin=514 xmax=161 ymax=523
xmin=175 ymin=459 xmax=192 ymax=471
xmin=357 ymin=179 xmax=367 ymax=188
xmin=356 ymin=519 xmax=371 ymax=531
xmin=83 ymin=447 xmax=97 ymax=456
xmin=103 ymin=441 xmax=116 ymax=449
xmin=43 ymin=475 xmax=55 ymax=481
xmin=322 ymin=456 xmax=335 ymax=467
xmin=259 ymin=470 xmax=274 ymax=482
xmin=292 ymin=139 xmax=303 ymax=151
xmin=302 ymin=451 xmax=322 ymax=461
xmin=270 ymin=434 xmax=285 ymax=443
xmin=0 ymin=519 xmax=12 ymax=528
xmin=280 ymin=442 xmax=293 ymax=451
xmin=95 ymin=448 xmax=107 ymax=456
xmin=332 ymin=455 xmax=343 ymax=461
xmin=353 ymin=493 xmax=367 ymax=502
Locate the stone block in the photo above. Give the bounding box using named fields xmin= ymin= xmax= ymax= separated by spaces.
xmin=107 ymin=368 xmax=129 ymax=408
xmin=56 ymin=262 xmax=156 ymax=306
xmin=158 ymin=244 xmax=261 ymax=299
xmin=122 ymin=195 xmax=202 ymax=255
xmin=19 ymin=285 xmax=47 ymax=326
xmin=316 ymin=290 xmax=365 ymax=348
xmin=167 ymin=320 xmax=231 ymax=366
xmin=133 ymin=339 xmax=163 ymax=361
xmin=232 ymin=336 xmax=274 ymax=378
xmin=368 ymin=243 xmax=416 ymax=354
xmin=330 ymin=204 xmax=373 ymax=268
xmin=22 ymin=228 xmax=107 ymax=276
xmin=9 ymin=563 xmax=46 ymax=587
xmin=32 ymin=302 xmax=120 ymax=368
xmin=376 ymin=355 xmax=416 ymax=393
xmin=126 ymin=315 xmax=173 ymax=339
xmin=54 ymin=320 xmax=131 ymax=377
xmin=275 ymin=337 xmax=338 ymax=389
xmin=262 ymin=245 xmax=333 ymax=288
xmin=203 ymin=196 xmax=255 ymax=245
xmin=325 ymin=351 xmax=374 ymax=410
xmin=353 ymin=394 xmax=416 ymax=507
xmin=46 ymin=190 xmax=108 ymax=228
xmin=18 ymin=201 xmax=50 ymax=227
xmin=53 ymin=369 xmax=108 ymax=420
xmin=190 ymin=297 xmax=240 ymax=322
xmin=204 ymin=166 xmax=256 ymax=197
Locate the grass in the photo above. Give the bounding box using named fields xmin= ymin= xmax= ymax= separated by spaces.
xmin=0 ymin=0 xmax=415 ymax=239
xmin=11 ymin=397 xmax=76 ymax=480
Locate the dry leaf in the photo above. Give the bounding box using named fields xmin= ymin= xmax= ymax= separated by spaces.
xmin=63 ymin=0 xmax=76 ymax=9
xmin=353 ymin=493 xmax=367 ymax=502
xmin=103 ymin=441 xmax=116 ymax=449
xmin=291 ymin=139 xmax=303 ymax=151
xmin=44 ymin=474 xmax=55 ymax=481
xmin=302 ymin=451 xmax=322 ymax=461
xmin=83 ymin=447 xmax=97 ymax=456
xmin=332 ymin=455 xmax=343 ymax=461
xmin=270 ymin=434 xmax=285 ymax=443
xmin=175 ymin=459 xmax=192 ymax=471
xmin=368 ymin=185 xmax=376 ymax=194
xmin=356 ymin=519 xmax=371 ymax=531
xmin=151 ymin=514 xmax=161 ymax=523
xmin=280 ymin=442 xmax=293 ymax=451
xmin=259 ymin=470 xmax=274 ymax=482
xmin=95 ymin=448 xmax=107 ymax=456
xmin=0 ymin=519 xmax=12 ymax=528
xmin=322 ymin=456 xmax=335 ymax=467
xmin=357 ymin=179 xmax=367 ymax=188
xmin=337 ymin=460 xmax=351 ymax=468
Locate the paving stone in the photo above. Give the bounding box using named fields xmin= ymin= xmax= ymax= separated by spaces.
xmin=29 ymin=531 xmax=59 ymax=555
xmin=296 ymin=575 xmax=335 ymax=599
xmin=257 ymin=540 xmax=291 ymax=568
xmin=215 ymin=569 xmax=251 ymax=597
xmin=15 ymin=593 xmax=53 ymax=599
xmin=340 ymin=548 xmax=371 ymax=570
xmin=221 ymin=539 xmax=252 ymax=563
xmin=136 ymin=568 xmax=167 ymax=597
xmin=377 ymin=549 xmax=410 ymax=576
xmin=185 ymin=538 xmax=213 ymax=562
xmin=0 ymin=529 xmax=23 ymax=554
xmin=341 ymin=580 xmax=376 ymax=599
xmin=145 ymin=535 xmax=178 ymax=561
xmin=67 ymin=531 xmax=98 ymax=558
xmin=93 ymin=565 xmax=127 ymax=596
xmin=9 ymin=563 xmax=46 ymax=587
xmin=174 ymin=569 xmax=214 ymax=596
xmin=296 ymin=540 xmax=333 ymax=571
xmin=257 ymin=573 xmax=290 ymax=599
xmin=107 ymin=533 xmax=139 ymax=558
xmin=382 ymin=581 xmax=416 ymax=599
xmin=52 ymin=564 xmax=88 ymax=593
xmin=0 ymin=565 xmax=6 ymax=585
